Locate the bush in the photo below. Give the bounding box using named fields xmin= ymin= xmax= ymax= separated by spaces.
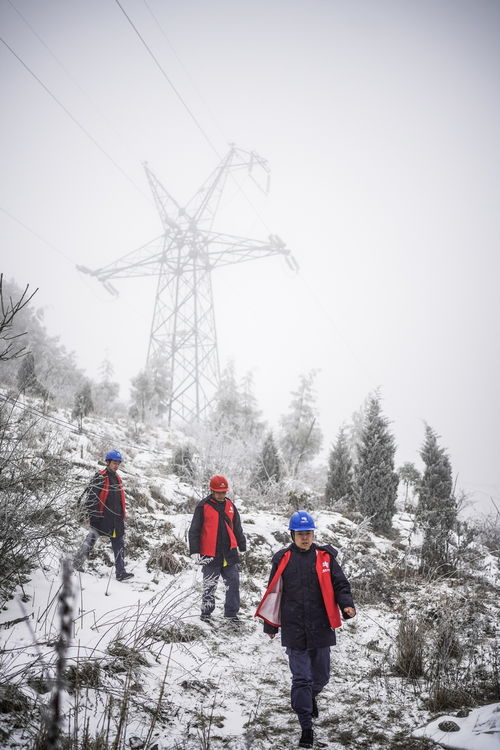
xmin=394 ymin=613 xmax=424 ymax=678
xmin=0 ymin=402 xmax=71 ymax=606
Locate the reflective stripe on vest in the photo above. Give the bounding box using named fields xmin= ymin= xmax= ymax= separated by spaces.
xmin=98 ymin=469 xmax=126 ymax=519
xmin=254 ymin=548 xmax=342 ymax=629
xmin=199 ymin=499 xmax=238 ymax=557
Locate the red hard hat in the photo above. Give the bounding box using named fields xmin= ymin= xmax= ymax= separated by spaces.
xmin=209 ymin=475 xmax=229 ymax=492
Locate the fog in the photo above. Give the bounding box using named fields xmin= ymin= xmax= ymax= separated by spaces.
xmin=1 ymin=0 xmax=499 ymax=515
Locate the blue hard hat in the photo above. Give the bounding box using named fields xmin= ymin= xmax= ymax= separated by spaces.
xmin=289 ymin=510 xmax=316 ymax=531
xmin=105 ymin=450 xmax=123 ymax=462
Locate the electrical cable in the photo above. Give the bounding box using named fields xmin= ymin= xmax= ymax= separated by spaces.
xmin=6 ymin=0 xmax=147 ymax=187
xmin=0 ymin=389 xmax=169 ymax=456
xmin=0 ymin=36 xmax=151 ymax=205
xmin=117 ymin=0 xmax=277 ymax=236
xmin=113 ymin=0 xmax=221 ymax=159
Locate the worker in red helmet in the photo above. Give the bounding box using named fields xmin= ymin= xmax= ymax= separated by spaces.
xmin=188 ymin=475 xmax=247 ymax=624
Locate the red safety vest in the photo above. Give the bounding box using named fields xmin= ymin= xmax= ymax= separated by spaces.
xmin=98 ymin=469 xmax=126 ymax=519
xmin=255 ymin=548 xmax=342 ymax=629
xmin=200 ymin=499 xmax=238 ymax=557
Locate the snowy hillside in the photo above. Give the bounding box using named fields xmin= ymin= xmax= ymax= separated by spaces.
xmin=0 ymin=412 xmax=499 ymax=749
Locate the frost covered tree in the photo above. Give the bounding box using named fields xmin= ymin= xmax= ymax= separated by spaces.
xmin=129 ymin=369 xmax=154 ymax=422
xmin=92 ymin=357 xmax=120 ymax=416
xmin=0 ymin=277 xmax=82 ymax=405
xmin=325 ymin=427 xmax=354 ymax=509
xmin=239 ymin=372 xmax=264 ymax=437
xmin=279 ymin=371 xmax=322 ymax=476
xmin=210 ymin=362 xmax=262 ymax=438
xmin=398 ymin=462 xmax=421 ymax=510
xmin=16 ymin=351 xmax=37 ymax=393
xmin=129 ymin=356 xmax=170 ymax=422
xmin=72 ymin=380 xmax=94 ymax=431
xmin=0 ymin=273 xmax=36 ymax=363
xmin=255 ymin=431 xmax=282 ymax=487
xmin=355 ymin=394 xmax=398 ymax=533
xmin=417 ymin=425 xmax=457 ymax=575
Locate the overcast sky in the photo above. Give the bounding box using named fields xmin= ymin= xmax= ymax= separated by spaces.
xmin=1 ymin=0 xmax=499 ymax=515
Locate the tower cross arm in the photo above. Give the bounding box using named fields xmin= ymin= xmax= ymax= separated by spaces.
xmin=201 ymin=232 xmax=299 ymax=271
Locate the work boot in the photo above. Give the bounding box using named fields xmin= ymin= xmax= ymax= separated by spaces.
xmin=312 ymin=696 xmax=319 ymax=718
xmin=299 ymin=728 xmax=314 ymax=748
xmin=116 ymin=571 xmax=134 ymax=581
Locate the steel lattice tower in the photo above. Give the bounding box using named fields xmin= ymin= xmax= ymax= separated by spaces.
xmin=78 ymin=146 xmax=297 ymax=425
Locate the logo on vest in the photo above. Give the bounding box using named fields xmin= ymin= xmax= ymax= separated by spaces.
xmin=321 ymin=560 xmax=330 ymax=572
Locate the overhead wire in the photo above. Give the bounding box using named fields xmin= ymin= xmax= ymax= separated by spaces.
xmin=2 ymin=2 xmax=374 ymax=407
xmin=117 ymin=0 xmax=277 ymax=236
xmin=113 ymin=0 xmax=221 ymax=159
xmin=0 ymin=36 xmax=152 ymax=205
xmin=6 ymin=0 xmax=147 ymax=187
xmin=0 ymin=389 xmax=169 ymax=457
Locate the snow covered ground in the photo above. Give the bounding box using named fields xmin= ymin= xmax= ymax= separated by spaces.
xmin=0 ymin=417 xmax=499 ymax=749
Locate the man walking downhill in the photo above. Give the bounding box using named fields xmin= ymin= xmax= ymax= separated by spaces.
xmin=74 ymin=450 xmax=134 ymax=581
xmin=188 ymin=475 xmax=246 ymax=623
xmin=255 ymin=511 xmax=356 ymax=748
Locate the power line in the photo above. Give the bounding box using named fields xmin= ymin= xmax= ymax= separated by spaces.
xmin=6 ymin=0 xmax=142 ymax=174
xmin=0 ymin=35 xmax=151 ymax=205
xmin=0 ymin=390 xmax=169 ymax=456
xmin=113 ymin=0 xmax=221 ymax=159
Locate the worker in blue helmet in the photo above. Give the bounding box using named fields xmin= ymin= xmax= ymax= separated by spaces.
xmin=255 ymin=511 xmax=356 ymax=749
xmin=74 ymin=450 xmax=134 ymax=581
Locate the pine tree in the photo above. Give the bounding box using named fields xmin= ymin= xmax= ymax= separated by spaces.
xmin=210 ymin=363 xmax=263 ymax=438
xmin=398 ymin=462 xmax=421 ymax=510
xmin=279 ymin=371 xmax=322 ymax=476
xmin=16 ymin=352 xmax=37 ymax=393
xmin=325 ymin=427 xmax=354 ymax=509
xmin=417 ymin=425 xmax=457 ymax=576
xmin=355 ymin=394 xmax=398 ymax=533
xmin=72 ymin=381 xmax=94 ymax=431
xmin=129 ymin=369 xmax=154 ymax=422
xmin=255 ymin=431 xmax=282 ymax=487
xmin=210 ymin=361 xmax=241 ymax=435
xmin=93 ymin=357 xmax=120 ymax=416
xmin=239 ymin=372 xmax=264 ymax=438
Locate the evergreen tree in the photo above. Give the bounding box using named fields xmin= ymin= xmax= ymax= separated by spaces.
xmin=72 ymin=381 xmax=94 ymax=431
xmin=417 ymin=425 xmax=457 ymax=575
xmin=0 ymin=278 xmax=83 ymax=405
xmin=129 ymin=369 xmax=154 ymax=422
xmin=16 ymin=352 xmax=37 ymax=393
xmin=325 ymin=427 xmax=354 ymax=509
xmin=210 ymin=363 xmax=263 ymax=438
xmin=398 ymin=462 xmax=421 ymax=510
xmin=255 ymin=431 xmax=282 ymax=487
xmin=279 ymin=371 xmax=322 ymax=476
xmin=93 ymin=356 xmax=120 ymax=415
xmin=129 ymin=356 xmax=170 ymax=423
xmin=239 ymin=372 xmax=264 ymax=438
xmin=211 ymin=361 xmax=242 ymax=434
xmin=355 ymin=394 xmax=398 ymax=533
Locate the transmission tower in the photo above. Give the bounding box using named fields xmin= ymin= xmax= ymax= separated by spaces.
xmin=78 ymin=146 xmax=298 ymax=425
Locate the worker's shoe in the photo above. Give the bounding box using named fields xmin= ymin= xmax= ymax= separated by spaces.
xmin=116 ymin=571 xmax=134 ymax=581
xmin=299 ymin=728 xmax=314 ymax=748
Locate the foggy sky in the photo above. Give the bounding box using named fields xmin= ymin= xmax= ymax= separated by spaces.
xmin=1 ymin=0 xmax=499 ymax=515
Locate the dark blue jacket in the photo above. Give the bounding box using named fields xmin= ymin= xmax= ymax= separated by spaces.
xmin=188 ymin=495 xmax=246 ymax=565
xmin=263 ymin=543 xmax=355 ymax=649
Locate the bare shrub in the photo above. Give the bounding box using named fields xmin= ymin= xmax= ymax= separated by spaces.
xmin=394 ymin=613 xmax=424 ymax=678
xmin=148 ymin=541 xmax=187 ymax=574
xmin=0 ymin=400 xmax=72 ymax=606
